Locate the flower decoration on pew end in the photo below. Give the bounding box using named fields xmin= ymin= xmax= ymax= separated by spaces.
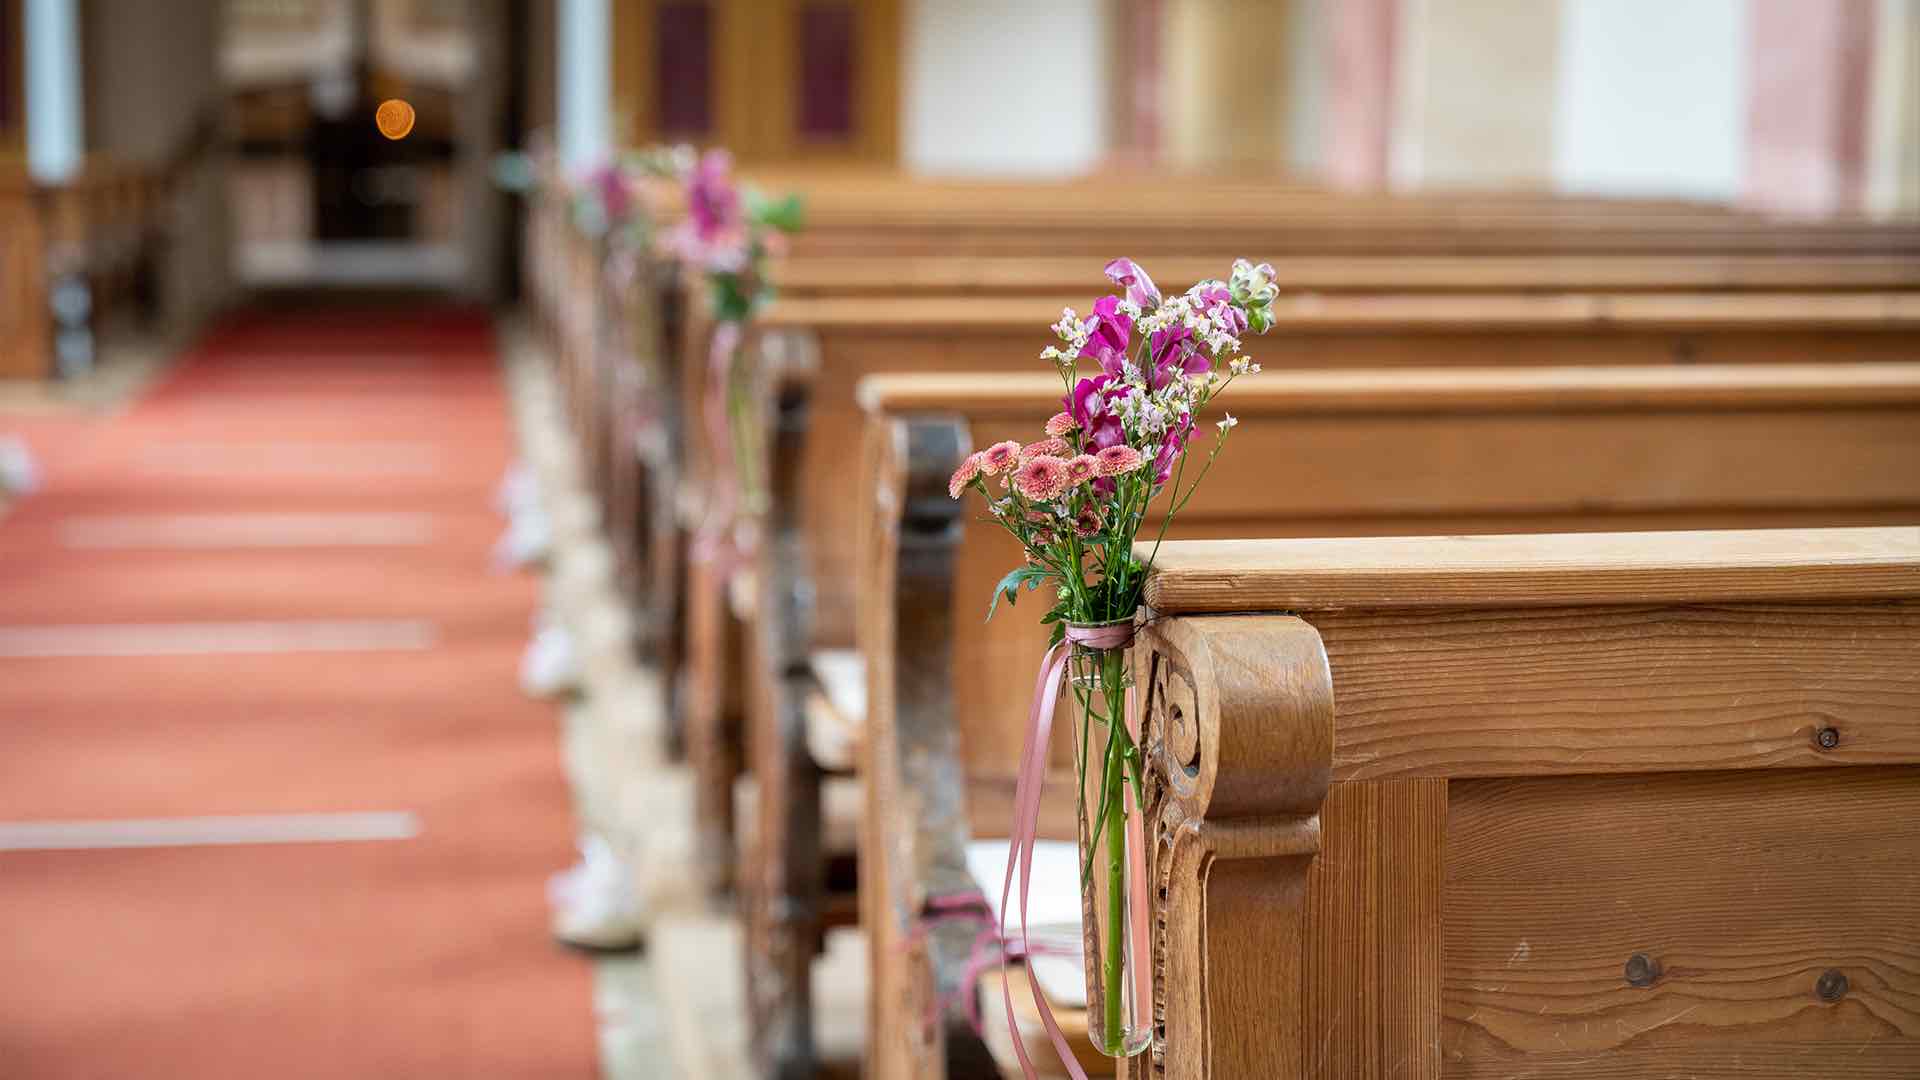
xmin=661 ymin=147 xmax=806 ymax=321
xmin=949 ymin=256 xmax=1277 ymax=1076
xmin=659 ymin=149 xmax=806 ymax=565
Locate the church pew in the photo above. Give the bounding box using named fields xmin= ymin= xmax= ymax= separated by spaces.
xmin=1 ymin=161 xmax=170 ymax=379
xmin=739 ymin=169 xmax=1920 ymax=258
xmin=664 ymin=272 xmax=1920 ymax=853
xmin=529 ymin=179 xmax=1920 ymax=722
xmin=1135 ymin=527 xmax=1920 ymax=1078
xmin=835 ymin=366 xmax=1920 ymax=1079
xmin=521 ymin=187 xmax=1920 ymax=871
xmin=675 ymin=288 xmax=1920 ymax=890
xmin=769 ymin=252 xmax=1920 ymax=298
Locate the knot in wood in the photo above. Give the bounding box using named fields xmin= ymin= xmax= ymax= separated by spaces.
xmin=1624 ymin=953 xmax=1662 ymax=988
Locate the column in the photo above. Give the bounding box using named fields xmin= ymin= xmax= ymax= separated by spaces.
xmin=1323 ymin=0 xmax=1397 ymax=189
xmin=25 ymin=0 xmax=83 ymax=182
xmin=1744 ymin=0 xmax=1876 ymax=216
xmin=557 ymin=0 xmax=611 ymax=170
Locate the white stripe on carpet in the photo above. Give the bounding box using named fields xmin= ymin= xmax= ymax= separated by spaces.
xmin=135 ymin=442 xmax=440 ymax=477
xmin=0 ymin=812 xmax=422 ymax=851
xmin=0 ymin=620 xmax=438 ymax=658
xmin=60 ymin=512 xmax=435 ymax=549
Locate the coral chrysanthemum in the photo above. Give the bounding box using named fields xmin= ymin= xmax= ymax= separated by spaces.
xmin=1093 ymin=445 xmax=1145 ymax=477
xmin=1064 ymin=454 xmax=1098 ymax=485
xmin=1014 ymin=455 xmax=1072 ymax=500
xmin=1022 ymin=437 xmax=1071 ymax=461
xmin=1044 ymin=411 xmax=1078 ymax=437
xmin=980 ymin=441 xmax=1022 ymax=476
xmin=948 ymin=452 xmax=984 ymax=498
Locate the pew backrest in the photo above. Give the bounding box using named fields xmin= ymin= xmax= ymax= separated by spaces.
xmin=860 ymin=364 xmax=1920 ymax=813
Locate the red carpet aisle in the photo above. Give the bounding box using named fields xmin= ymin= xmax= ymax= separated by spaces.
xmin=0 ymin=310 xmax=596 ymax=1077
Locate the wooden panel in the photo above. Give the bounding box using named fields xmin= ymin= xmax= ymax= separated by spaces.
xmin=1310 ymin=601 xmax=1920 ymax=781
xmin=1303 ymin=779 xmax=1446 ymax=1078
xmin=1143 ymin=528 xmax=1920 ymax=614
xmin=0 ymin=176 xmax=47 ymax=378
xmin=1443 ymin=767 xmax=1920 ymax=1077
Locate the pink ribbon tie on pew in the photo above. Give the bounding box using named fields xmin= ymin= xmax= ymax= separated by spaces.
xmin=999 ymin=620 xmax=1152 ymax=1080
xmin=909 ymin=892 xmax=1083 ymax=1041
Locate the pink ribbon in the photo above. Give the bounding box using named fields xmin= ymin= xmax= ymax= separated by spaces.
xmin=691 ymin=319 xmax=746 ymax=572
xmin=906 ymin=892 xmax=1083 ymax=1041
xmin=999 ymin=620 xmax=1152 ymax=1080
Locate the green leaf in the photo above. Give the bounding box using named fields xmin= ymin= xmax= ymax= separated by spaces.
xmin=985 ymin=565 xmax=1048 ymax=621
xmin=747 ymin=190 xmax=806 ymax=233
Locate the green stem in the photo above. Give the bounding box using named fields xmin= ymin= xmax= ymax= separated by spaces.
xmin=1099 ymin=646 xmax=1129 ymax=1049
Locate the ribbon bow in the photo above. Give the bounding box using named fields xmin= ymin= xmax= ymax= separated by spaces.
xmin=998 ymin=620 xmax=1152 ymax=1079
xmin=908 ymin=892 xmax=1085 ymax=1043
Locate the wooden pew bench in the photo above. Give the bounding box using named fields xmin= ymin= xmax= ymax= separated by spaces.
xmin=548 ymin=186 xmax=1920 ymax=772
xmin=769 ymin=252 xmax=1920 ymax=299
xmin=1136 ymin=527 xmax=1920 ymax=1078
xmin=681 ymin=286 xmax=1920 ymax=870
xmin=835 ymin=366 xmax=1920 ymax=1079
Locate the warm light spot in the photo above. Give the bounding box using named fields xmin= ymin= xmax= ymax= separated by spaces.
xmin=376 ymin=99 xmax=416 ymax=141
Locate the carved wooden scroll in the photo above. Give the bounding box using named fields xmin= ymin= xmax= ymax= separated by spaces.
xmin=1138 ymin=615 xmax=1334 ymax=1080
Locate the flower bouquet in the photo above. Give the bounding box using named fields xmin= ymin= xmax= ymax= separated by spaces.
xmin=950 ymin=257 xmax=1277 ymax=1071
xmin=658 ymin=150 xmax=804 ymax=558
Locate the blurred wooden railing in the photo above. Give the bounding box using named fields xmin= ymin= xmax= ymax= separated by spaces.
xmin=0 ymin=159 xmax=173 ymax=379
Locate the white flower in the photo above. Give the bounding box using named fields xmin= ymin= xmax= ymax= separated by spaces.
xmin=1217 ymin=414 xmax=1238 ymax=432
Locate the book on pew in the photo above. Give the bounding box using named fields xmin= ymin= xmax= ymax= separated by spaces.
xmin=964 ymin=839 xmax=1088 ymax=1009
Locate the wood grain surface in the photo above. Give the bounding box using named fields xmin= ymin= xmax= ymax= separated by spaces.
xmin=1143 ymin=528 xmax=1920 ymax=613
xmin=1443 ymin=767 xmax=1920 ymax=1076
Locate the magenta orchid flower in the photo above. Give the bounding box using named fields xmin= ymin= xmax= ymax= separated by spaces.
xmin=1103 ymin=257 xmax=1162 ymax=311
xmin=1082 ymin=295 xmax=1133 ymax=378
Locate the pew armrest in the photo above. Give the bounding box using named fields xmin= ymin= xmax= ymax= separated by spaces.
xmin=804 ymin=648 xmax=866 ymax=773
xmin=859 ymin=411 xmax=996 ymax=1077
xmin=1139 ymin=614 xmax=1334 ymax=1080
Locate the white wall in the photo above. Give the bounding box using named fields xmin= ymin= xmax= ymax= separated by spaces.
xmin=902 ymin=0 xmax=1107 ymax=176
xmin=1866 ymin=0 xmax=1920 ymax=217
xmin=1552 ymin=0 xmax=1748 ymax=200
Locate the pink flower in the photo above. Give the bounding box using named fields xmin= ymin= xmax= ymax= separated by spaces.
xmin=1022 ymin=437 xmax=1070 ymax=460
xmin=1094 ymin=445 xmax=1144 ymax=477
xmin=980 ymin=441 xmax=1021 ymax=476
xmin=1064 ymin=454 xmax=1098 ymax=485
xmin=1014 ymin=455 xmax=1071 ymax=501
xmin=1074 ymin=507 xmax=1103 ymax=538
xmin=1083 ymin=295 xmax=1133 ymax=378
xmin=1153 ymin=413 xmax=1195 ymax=485
xmin=1044 ymin=412 xmax=1077 ymax=437
xmin=1064 ymin=375 xmax=1127 ymax=451
xmin=948 ymin=452 xmax=983 ymax=498
xmin=686 ymin=149 xmax=741 ymax=240
xmin=1103 ymin=257 xmax=1162 ymax=311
